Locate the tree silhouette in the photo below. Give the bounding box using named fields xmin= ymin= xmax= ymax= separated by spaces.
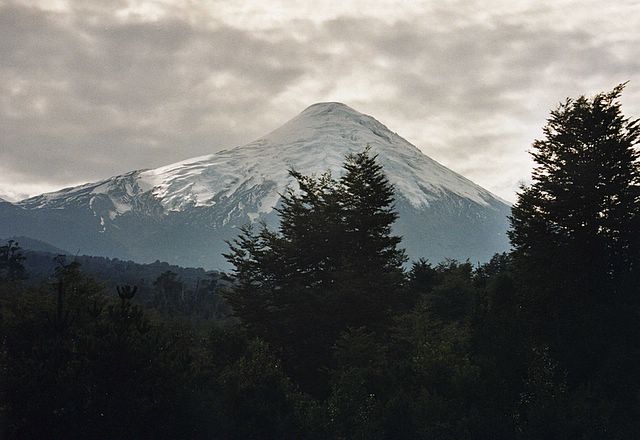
xmin=509 ymin=84 xmax=640 ymax=436
xmin=225 ymin=148 xmax=406 ymax=395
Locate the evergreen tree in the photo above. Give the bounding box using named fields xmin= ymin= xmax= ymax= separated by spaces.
xmin=0 ymin=240 xmax=26 ymax=281
xmin=510 ymin=85 xmax=640 ymax=282
xmin=337 ymin=148 xmax=407 ymax=323
xmin=509 ymin=84 xmax=640 ymax=436
xmin=224 ymin=148 xmax=406 ymax=395
xmin=152 ymin=270 xmax=183 ymax=313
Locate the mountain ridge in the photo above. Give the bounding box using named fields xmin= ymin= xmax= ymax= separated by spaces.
xmin=20 ymin=102 xmax=506 ymax=212
xmin=6 ymin=102 xmax=511 ymax=269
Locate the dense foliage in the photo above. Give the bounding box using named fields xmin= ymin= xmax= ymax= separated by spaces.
xmin=224 ymin=148 xmax=406 ymax=395
xmin=509 ymin=84 xmax=640 ymax=437
xmin=1 ymin=86 xmax=638 ymax=439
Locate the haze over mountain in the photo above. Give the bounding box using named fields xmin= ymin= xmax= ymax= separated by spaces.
xmin=1 ymin=103 xmax=510 ymax=269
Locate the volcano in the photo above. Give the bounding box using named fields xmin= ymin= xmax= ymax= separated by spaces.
xmin=4 ymin=102 xmax=511 ymax=269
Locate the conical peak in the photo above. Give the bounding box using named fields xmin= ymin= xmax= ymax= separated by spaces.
xmin=297 ymin=102 xmax=365 ymax=121
xmin=301 ymin=101 xmax=356 ymax=113
xmin=257 ymin=101 xmax=395 ymax=148
xmin=18 ymin=99 xmax=508 ymax=223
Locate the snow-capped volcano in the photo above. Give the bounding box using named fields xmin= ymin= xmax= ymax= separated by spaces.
xmin=8 ymin=103 xmax=510 ymax=268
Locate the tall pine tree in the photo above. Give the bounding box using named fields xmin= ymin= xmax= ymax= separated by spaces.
xmin=224 ymin=148 xmax=406 ymax=395
xmin=509 ymin=84 xmax=640 ymax=436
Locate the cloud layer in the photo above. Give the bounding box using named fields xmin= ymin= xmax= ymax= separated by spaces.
xmin=1 ymin=0 xmax=639 ymax=202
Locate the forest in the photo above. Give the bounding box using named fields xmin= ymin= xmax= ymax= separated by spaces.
xmin=1 ymin=85 xmax=639 ymax=439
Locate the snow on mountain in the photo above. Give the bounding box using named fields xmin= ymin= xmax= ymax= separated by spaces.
xmin=19 ymin=171 xmax=157 ymax=232
xmin=21 ymin=102 xmax=503 ymax=218
xmin=10 ymin=102 xmax=511 ymax=268
xmin=144 ymin=101 xmax=507 ymax=214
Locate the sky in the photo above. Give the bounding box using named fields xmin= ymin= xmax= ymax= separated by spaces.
xmin=1 ymin=0 xmax=639 ymax=203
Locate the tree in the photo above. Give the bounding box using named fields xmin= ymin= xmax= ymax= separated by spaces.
xmin=509 ymin=84 xmax=640 ymax=436
xmin=152 ymin=270 xmax=183 ymax=313
xmin=1 ymin=266 xmax=197 ymax=439
xmin=338 ymin=148 xmax=407 ymax=321
xmin=0 ymin=240 xmax=26 ymax=281
xmin=224 ymin=148 xmax=406 ymax=395
xmin=510 ymin=84 xmax=640 ymax=279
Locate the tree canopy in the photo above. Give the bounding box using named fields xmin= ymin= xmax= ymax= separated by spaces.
xmin=509 ymin=84 xmax=640 ymax=435
xmin=224 ymin=147 xmax=406 ymax=395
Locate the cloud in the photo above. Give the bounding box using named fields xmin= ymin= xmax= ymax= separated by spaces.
xmin=299 ymin=8 xmax=640 ymax=200
xmin=1 ymin=0 xmax=639 ymax=202
xmin=0 ymin=1 xmax=317 ymax=186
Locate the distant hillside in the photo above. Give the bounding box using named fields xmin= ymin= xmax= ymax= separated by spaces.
xmin=2 ymin=235 xmax=69 ymax=254
xmin=4 ymin=238 xmax=232 ymax=321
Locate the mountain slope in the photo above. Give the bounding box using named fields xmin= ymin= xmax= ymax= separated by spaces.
xmin=8 ymin=102 xmax=511 ymax=268
xmin=1 ymin=236 xmax=70 ymax=255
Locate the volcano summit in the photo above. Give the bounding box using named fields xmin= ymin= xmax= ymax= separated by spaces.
xmin=3 ymin=103 xmax=511 ymax=269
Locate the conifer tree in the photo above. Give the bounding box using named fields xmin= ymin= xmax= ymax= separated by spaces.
xmin=509 ymin=84 xmax=640 ymax=435
xmin=0 ymin=240 xmax=26 ymax=281
xmin=510 ymin=84 xmax=640 ymax=280
xmin=224 ymin=148 xmax=406 ymax=394
xmin=338 ymin=148 xmax=407 ymax=321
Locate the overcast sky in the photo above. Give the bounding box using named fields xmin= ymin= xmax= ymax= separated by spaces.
xmin=1 ymin=0 xmax=639 ymax=202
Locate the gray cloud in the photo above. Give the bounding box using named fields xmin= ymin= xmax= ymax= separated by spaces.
xmin=306 ymin=11 xmax=640 ymax=199
xmin=1 ymin=0 xmax=639 ymax=202
xmin=0 ymin=1 xmax=317 ymax=190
